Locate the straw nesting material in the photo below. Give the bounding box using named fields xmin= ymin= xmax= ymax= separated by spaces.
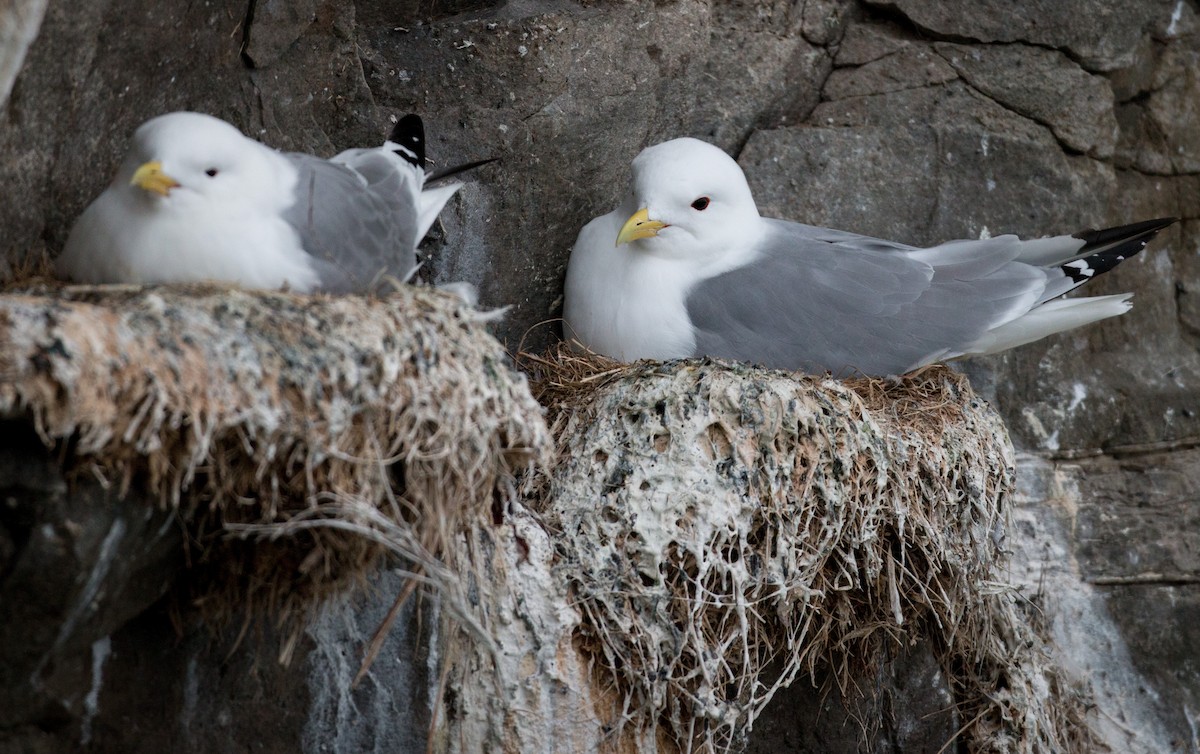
xmin=0 ymin=283 xmax=550 ymax=641
xmin=523 ymin=347 xmax=1097 ymax=753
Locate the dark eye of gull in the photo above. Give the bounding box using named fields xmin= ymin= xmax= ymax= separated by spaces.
xmin=205 ymin=168 xmax=219 ymax=178
xmin=691 ymin=197 xmax=710 ymax=211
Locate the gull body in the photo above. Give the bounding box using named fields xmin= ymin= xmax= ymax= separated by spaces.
xmin=57 ymin=111 xmax=464 ymax=293
xmin=564 ymin=138 xmax=1176 ymax=377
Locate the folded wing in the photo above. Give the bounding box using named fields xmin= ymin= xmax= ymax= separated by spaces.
xmin=686 ymin=218 xmax=1175 ymax=376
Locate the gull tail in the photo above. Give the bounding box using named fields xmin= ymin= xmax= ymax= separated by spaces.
xmin=965 ymin=293 xmax=1133 ymax=357
xmin=416 ymin=183 xmax=462 ymax=242
xmin=385 ymin=113 xmax=497 ymax=242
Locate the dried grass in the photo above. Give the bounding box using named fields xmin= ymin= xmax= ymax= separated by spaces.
xmin=520 ymin=343 xmax=1099 ymax=753
xmin=0 ymin=276 xmax=1099 ymax=750
xmin=0 ymin=283 xmax=550 ymax=655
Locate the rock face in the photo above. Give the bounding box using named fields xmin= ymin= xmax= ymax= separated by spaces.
xmin=1010 ymin=452 xmax=1200 ymax=753
xmin=1 ymin=0 xmax=1198 ymax=752
xmin=0 ymin=421 xmax=179 ymax=749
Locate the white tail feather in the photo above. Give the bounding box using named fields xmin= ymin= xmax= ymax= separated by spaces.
xmin=417 ymin=182 xmax=461 ymax=242
xmin=963 ymin=293 xmax=1133 ymax=356
xmin=1010 ymin=234 xmax=1089 ymax=265
xmin=436 ymin=280 xmax=479 ymax=307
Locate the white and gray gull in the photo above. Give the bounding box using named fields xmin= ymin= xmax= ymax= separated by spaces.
xmin=563 ymin=137 xmax=1176 ymax=377
xmin=57 ymin=111 xmax=485 ymax=293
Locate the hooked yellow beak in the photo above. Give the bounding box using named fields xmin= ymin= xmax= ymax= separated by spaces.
xmin=130 ymin=161 xmax=180 ymax=197
xmin=616 ymin=207 xmax=668 ymax=247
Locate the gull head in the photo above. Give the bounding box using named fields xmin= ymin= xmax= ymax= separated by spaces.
xmin=615 ymin=137 xmax=761 ymax=263
xmin=117 ymin=112 xmax=289 ymax=213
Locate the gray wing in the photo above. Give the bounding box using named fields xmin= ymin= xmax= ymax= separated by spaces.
xmin=280 ymin=152 xmax=419 ymax=294
xmin=685 ymin=218 xmax=1047 ymax=376
xmin=783 ymin=223 xmax=920 ymax=254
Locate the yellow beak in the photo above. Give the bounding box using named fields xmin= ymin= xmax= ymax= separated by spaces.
xmin=130 ymin=161 xmax=180 ymax=197
xmin=615 ymin=207 xmax=668 ymax=247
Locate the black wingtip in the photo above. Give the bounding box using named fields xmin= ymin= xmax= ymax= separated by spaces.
xmin=1073 ymin=217 xmax=1178 ymax=247
xmin=425 ymin=157 xmax=500 ymax=184
xmin=1061 ymin=217 xmax=1177 ymax=284
xmin=389 ymin=113 xmax=425 ymax=169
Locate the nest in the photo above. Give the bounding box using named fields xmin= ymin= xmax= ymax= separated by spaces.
xmin=522 ymin=346 xmax=1097 ymax=753
xmin=0 ymin=283 xmax=550 ymax=649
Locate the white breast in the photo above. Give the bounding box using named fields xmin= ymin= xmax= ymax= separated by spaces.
xmin=59 ymin=183 xmax=321 ymax=292
xmin=564 ymin=212 xmax=698 ymax=361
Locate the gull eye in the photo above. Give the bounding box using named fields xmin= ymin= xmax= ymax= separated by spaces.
xmin=691 ymin=197 xmax=710 ymax=211
xmin=205 ymin=168 xmax=219 ymax=178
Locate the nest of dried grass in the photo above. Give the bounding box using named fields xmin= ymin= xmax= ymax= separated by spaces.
xmin=0 ymin=283 xmax=549 ymax=651
xmin=521 ymin=345 xmax=1097 ymax=753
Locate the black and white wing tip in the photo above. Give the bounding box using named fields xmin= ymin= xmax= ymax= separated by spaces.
xmin=385 ymin=114 xmax=498 ymax=182
xmin=425 ymin=157 xmax=499 ymax=184
xmin=388 ymin=113 xmax=426 ymax=169
xmin=1062 ymin=216 xmax=1178 ymax=284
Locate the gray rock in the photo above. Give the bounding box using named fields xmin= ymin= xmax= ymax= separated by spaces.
xmin=741 ymin=124 xmax=942 ymax=242
xmin=242 ymin=0 xmax=322 ymax=69
xmin=1012 ymin=454 xmax=1199 ymax=752
xmin=1176 ymin=214 xmax=1200 ymax=343
xmin=800 ymin=0 xmax=851 ymax=46
xmin=863 ymin=0 xmax=1181 ymax=71
xmin=746 ymin=81 xmax=1113 ymax=247
xmin=934 ymin=42 xmax=1118 ymax=158
xmin=832 ymin=20 xmax=910 ymax=67
xmin=301 ymin=572 xmax=434 ymax=754
xmin=73 ymin=609 xmax=311 ymax=754
xmin=1072 ymin=451 xmax=1200 ymax=582
xmin=1114 ymin=44 xmax=1200 ymax=175
xmin=73 ymin=570 xmax=432 ymax=754
xmin=1102 ymin=585 xmax=1200 ymax=750
xmin=745 ymin=643 xmax=957 ymax=753
xmin=0 ymin=421 xmax=180 ymax=734
xmin=826 ymin=42 xmax=957 ymax=100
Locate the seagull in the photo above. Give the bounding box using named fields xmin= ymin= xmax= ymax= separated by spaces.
xmin=56 ymin=111 xmax=485 ymax=293
xmin=563 ymin=137 xmax=1176 ymax=377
